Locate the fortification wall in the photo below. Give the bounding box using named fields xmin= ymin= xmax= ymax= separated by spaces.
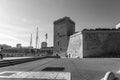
xmin=67 ymin=30 xmax=120 ymax=58
xmin=67 ymin=32 xmax=83 ymax=58
xmin=83 ymin=31 xmax=120 ymax=58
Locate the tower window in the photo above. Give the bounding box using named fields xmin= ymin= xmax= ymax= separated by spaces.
xmin=57 ymin=33 xmax=59 ymax=36
xmin=60 ymin=48 xmax=62 ymax=51
xmin=58 ymin=41 xmax=59 ymax=46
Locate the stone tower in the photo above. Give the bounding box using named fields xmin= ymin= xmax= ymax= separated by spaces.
xmin=53 ymin=17 xmax=75 ymax=57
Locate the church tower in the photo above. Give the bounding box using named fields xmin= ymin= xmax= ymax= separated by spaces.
xmin=53 ymin=17 xmax=75 ymax=57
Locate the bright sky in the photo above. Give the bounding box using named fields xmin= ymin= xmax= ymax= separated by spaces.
xmin=0 ymin=0 xmax=120 ymax=47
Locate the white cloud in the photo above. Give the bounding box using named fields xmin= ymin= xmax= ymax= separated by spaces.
xmin=0 ymin=23 xmax=28 ymax=34
xmin=0 ymin=23 xmax=30 ymax=47
xmin=0 ymin=33 xmax=28 ymax=47
xmin=116 ymin=23 xmax=120 ymax=29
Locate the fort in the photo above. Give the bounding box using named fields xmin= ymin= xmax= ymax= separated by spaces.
xmin=1 ymin=17 xmax=120 ymax=58
xmin=68 ymin=28 xmax=120 ymax=58
xmin=53 ymin=17 xmax=120 ymax=58
xmin=53 ymin=17 xmax=75 ymax=57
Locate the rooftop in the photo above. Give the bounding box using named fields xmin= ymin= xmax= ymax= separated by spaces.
xmin=82 ymin=28 xmax=120 ymax=31
xmin=54 ymin=16 xmax=75 ymax=25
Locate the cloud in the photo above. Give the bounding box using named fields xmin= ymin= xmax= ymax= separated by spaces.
xmin=21 ymin=18 xmax=27 ymax=22
xmin=116 ymin=23 xmax=120 ymax=29
xmin=0 ymin=23 xmax=30 ymax=46
xmin=0 ymin=33 xmax=28 ymax=47
xmin=0 ymin=23 xmax=28 ymax=34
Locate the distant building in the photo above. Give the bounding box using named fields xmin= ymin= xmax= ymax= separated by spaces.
xmin=16 ymin=43 xmax=21 ymax=48
xmin=28 ymin=46 xmax=33 ymax=49
xmin=2 ymin=48 xmax=32 ymax=57
xmin=0 ymin=44 xmax=12 ymax=49
xmin=67 ymin=28 xmax=120 ymax=58
xmin=39 ymin=47 xmax=53 ymax=56
xmin=53 ymin=17 xmax=75 ymax=57
xmin=41 ymin=42 xmax=47 ymax=48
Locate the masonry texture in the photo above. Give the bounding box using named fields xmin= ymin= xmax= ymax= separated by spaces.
xmin=53 ymin=17 xmax=75 ymax=57
xmin=82 ymin=29 xmax=120 ymax=58
xmin=67 ymin=29 xmax=120 ymax=58
xmin=67 ymin=32 xmax=83 ymax=58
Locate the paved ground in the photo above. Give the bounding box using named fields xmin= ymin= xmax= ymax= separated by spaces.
xmin=0 ymin=58 xmax=120 ymax=80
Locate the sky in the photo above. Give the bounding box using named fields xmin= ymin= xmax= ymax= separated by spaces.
xmin=0 ymin=0 xmax=120 ymax=47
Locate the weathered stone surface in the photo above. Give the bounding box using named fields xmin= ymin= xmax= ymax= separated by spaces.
xmin=53 ymin=17 xmax=75 ymax=57
xmin=82 ymin=30 xmax=120 ymax=57
xmin=67 ymin=32 xmax=83 ymax=58
xmin=68 ymin=30 xmax=120 ymax=58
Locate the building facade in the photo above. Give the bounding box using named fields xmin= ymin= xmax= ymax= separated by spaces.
xmin=16 ymin=43 xmax=22 ymax=48
xmin=67 ymin=32 xmax=83 ymax=58
xmin=67 ymin=28 xmax=120 ymax=58
xmin=41 ymin=42 xmax=47 ymax=48
xmin=53 ymin=17 xmax=75 ymax=57
xmin=40 ymin=47 xmax=53 ymax=56
xmin=0 ymin=44 xmax=12 ymax=49
xmin=82 ymin=29 xmax=120 ymax=58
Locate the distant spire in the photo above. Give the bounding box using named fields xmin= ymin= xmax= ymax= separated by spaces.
xmin=45 ymin=33 xmax=48 ymax=42
xmin=30 ymin=33 xmax=32 ymax=47
xmin=35 ymin=27 xmax=38 ymax=48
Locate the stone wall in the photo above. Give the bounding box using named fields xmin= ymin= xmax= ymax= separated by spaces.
xmin=67 ymin=30 xmax=120 ymax=58
xmin=53 ymin=17 xmax=75 ymax=57
xmin=82 ymin=31 xmax=120 ymax=58
xmin=53 ymin=23 xmax=69 ymax=57
xmin=67 ymin=32 xmax=83 ymax=58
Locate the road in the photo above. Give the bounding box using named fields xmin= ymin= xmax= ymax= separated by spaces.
xmin=0 ymin=58 xmax=120 ymax=80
